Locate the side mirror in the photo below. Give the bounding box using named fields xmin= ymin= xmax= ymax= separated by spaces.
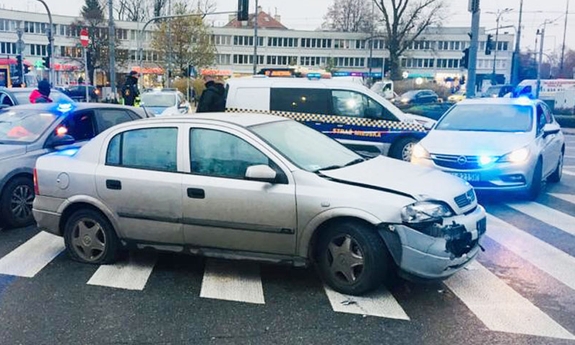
xmin=543 ymin=124 xmax=560 ymax=137
xmin=46 ymin=134 xmax=76 ymax=148
xmin=245 ymin=165 xmax=277 ymax=183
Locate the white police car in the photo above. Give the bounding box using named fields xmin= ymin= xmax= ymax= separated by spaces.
xmin=140 ymin=89 xmax=191 ymax=116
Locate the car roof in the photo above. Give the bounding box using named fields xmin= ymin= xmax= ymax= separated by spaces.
xmin=127 ymin=112 xmax=288 ymax=128
xmin=2 ymin=102 xmax=146 ymax=113
xmin=226 ymin=76 xmax=371 ymax=91
xmin=456 ymin=98 xmax=538 ymax=106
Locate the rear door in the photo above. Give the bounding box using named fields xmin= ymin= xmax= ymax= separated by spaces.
xmin=94 ymin=108 xmax=140 ymax=133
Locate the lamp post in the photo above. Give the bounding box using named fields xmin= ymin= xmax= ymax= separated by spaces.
xmin=511 ymin=0 xmax=523 ymax=86
xmin=487 ymin=8 xmax=512 ymax=85
xmin=36 ymin=0 xmax=54 ymax=85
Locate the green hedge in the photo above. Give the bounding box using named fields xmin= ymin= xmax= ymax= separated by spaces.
xmin=556 ymin=115 xmax=575 ymax=128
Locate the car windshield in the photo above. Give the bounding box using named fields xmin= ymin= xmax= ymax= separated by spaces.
xmin=0 ymin=109 xmax=58 ymax=144
xmin=250 ymin=120 xmax=362 ymax=172
xmin=435 ymin=104 xmax=533 ymax=132
xmin=140 ymin=93 xmax=176 ymax=107
xmin=484 ymin=86 xmax=502 ymax=97
xmin=12 ymin=90 xmax=73 ymax=104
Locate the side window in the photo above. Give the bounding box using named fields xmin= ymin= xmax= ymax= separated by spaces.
xmin=331 ymin=90 xmax=398 ymax=121
xmin=270 ymin=88 xmax=330 ymax=115
xmin=106 ymin=127 xmax=178 ymax=172
xmin=190 ymin=128 xmax=269 ymax=180
xmin=96 ymin=109 xmax=134 ymax=133
xmin=536 ymin=105 xmax=546 ymax=131
xmin=541 ymin=103 xmax=553 ymax=124
xmin=59 ymin=110 xmax=96 ymax=141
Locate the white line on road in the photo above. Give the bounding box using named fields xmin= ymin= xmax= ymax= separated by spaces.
xmin=0 ymin=231 xmax=64 ymax=278
xmin=487 ymin=214 xmax=575 ymax=291
xmin=549 ymin=193 xmax=575 ymax=204
xmin=87 ymin=252 xmax=157 ymax=290
xmin=324 ymin=285 xmax=409 ymax=320
xmin=444 ymin=261 xmax=575 ymax=340
xmin=506 ymin=201 xmax=575 ymax=236
xmin=563 ymin=169 xmax=575 ymax=176
xmin=200 ymin=259 xmax=265 ymax=304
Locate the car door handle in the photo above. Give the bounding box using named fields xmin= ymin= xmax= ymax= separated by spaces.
xmin=106 ymin=179 xmax=122 ymax=190
xmin=187 ymin=188 xmax=205 ymax=199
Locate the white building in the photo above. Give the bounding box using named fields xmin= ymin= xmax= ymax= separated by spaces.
xmin=0 ymin=8 xmax=514 ymax=88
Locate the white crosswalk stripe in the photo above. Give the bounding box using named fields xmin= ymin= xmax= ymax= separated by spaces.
xmin=564 ymin=169 xmax=575 ymax=176
xmin=549 ymin=193 xmax=575 ymax=204
xmin=200 ymin=259 xmax=265 ymax=304
xmin=0 ymin=232 xmax=64 ymax=278
xmin=506 ymin=201 xmax=575 ymax=236
xmin=324 ymin=285 xmax=409 ymax=320
xmin=87 ymin=252 xmax=157 ymax=290
xmin=444 ymin=261 xmax=575 ymax=340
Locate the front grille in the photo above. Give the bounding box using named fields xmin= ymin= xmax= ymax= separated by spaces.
xmin=432 ymin=154 xmax=482 ymax=170
xmin=454 ymin=189 xmax=476 ymax=208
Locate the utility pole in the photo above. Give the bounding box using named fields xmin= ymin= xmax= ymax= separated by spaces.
xmin=108 ymin=0 xmax=117 ymax=100
xmin=489 ymin=8 xmax=512 ymax=85
xmin=167 ymin=0 xmax=173 ymax=87
xmin=511 ymin=0 xmax=523 ymax=86
xmin=467 ymin=0 xmax=481 ymax=98
xmin=252 ymin=0 xmax=259 ymax=74
xmin=559 ymin=0 xmax=569 ymax=76
xmin=536 ymin=24 xmax=547 ymax=99
xmin=36 ymin=0 xmax=54 ymax=85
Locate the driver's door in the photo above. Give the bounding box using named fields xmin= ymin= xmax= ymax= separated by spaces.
xmin=181 ymin=125 xmax=297 ymax=255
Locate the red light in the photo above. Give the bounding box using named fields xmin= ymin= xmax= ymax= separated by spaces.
xmin=56 ymin=126 xmax=68 ymax=136
xmin=33 ymin=168 xmax=39 ymax=195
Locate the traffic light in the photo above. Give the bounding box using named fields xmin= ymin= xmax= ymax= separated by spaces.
xmin=24 ymin=64 xmax=30 ymax=74
xmin=16 ymin=54 xmax=23 ymax=78
xmin=461 ymin=48 xmax=470 ymax=69
xmin=42 ymin=56 xmax=50 ymax=69
xmin=237 ymin=0 xmax=249 ymax=21
xmin=485 ymin=34 xmax=493 ymax=55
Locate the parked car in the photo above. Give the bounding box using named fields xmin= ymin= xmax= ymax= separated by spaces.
xmin=395 ymin=89 xmax=439 ymax=107
xmin=63 ymin=85 xmax=100 ymax=102
xmin=140 ymin=89 xmax=191 ymax=116
xmin=411 ymin=98 xmax=564 ymax=199
xmin=0 ymin=87 xmax=74 ymax=107
xmin=33 ymin=112 xmax=486 ymax=296
xmin=448 ymin=90 xmax=466 ymax=103
xmin=225 ymin=77 xmax=433 ymax=162
xmin=403 ymin=103 xmax=454 ymax=121
xmin=0 ymin=103 xmax=152 ymax=228
xmin=482 ymin=84 xmax=514 ymax=98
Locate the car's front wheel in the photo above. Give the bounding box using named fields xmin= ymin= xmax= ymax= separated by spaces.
xmin=390 ymin=137 xmax=419 ymax=161
xmin=548 ymin=151 xmax=564 ymax=183
xmin=64 ymin=209 xmax=120 ymax=264
xmin=0 ymin=177 xmax=35 ymax=229
xmin=526 ymin=159 xmax=543 ymax=200
xmin=316 ymin=221 xmax=391 ymax=295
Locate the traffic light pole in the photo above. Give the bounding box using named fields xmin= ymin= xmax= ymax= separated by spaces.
xmin=467 ymin=0 xmax=481 ymax=98
xmin=36 ymin=0 xmax=54 ymax=85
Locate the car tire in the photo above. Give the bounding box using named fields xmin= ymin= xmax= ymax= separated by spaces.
xmin=0 ymin=176 xmax=35 ymax=229
xmin=64 ymin=209 xmax=120 ymax=265
xmin=526 ymin=159 xmax=543 ymax=200
xmin=390 ymin=137 xmax=419 ymax=161
xmin=547 ymin=151 xmax=564 ymax=183
xmin=316 ymin=221 xmax=391 ymax=295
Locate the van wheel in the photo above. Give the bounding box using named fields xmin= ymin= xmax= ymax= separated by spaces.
xmin=548 ymin=152 xmax=563 ymax=183
xmin=316 ymin=221 xmax=391 ymax=295
xmin=0 ymin=177 xmax=35 ymax=229
xmin=390 ymin=137 xmax=418 ymax=161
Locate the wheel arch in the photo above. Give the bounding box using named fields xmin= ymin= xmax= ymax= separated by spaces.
xmin=58 ymin=197 xmax=121 ymax=238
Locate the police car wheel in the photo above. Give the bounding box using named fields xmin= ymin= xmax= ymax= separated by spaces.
xmin=390 ymin=137 xmax=418 ymax=162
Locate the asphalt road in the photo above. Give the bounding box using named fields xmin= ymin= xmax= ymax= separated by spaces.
xmin=1 ymin=134 xmax=575 ymax=345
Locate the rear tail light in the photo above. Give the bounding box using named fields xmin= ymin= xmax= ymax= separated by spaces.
xmin=33 ymin=168 xmax=39 ymax=195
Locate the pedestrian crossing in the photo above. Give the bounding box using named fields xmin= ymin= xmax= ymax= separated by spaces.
xmin=1 ymin=193 xmax=575 ymax=340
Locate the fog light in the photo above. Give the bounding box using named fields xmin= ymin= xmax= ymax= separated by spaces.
xmin=501 ymin=174 xmax=525 ymax=183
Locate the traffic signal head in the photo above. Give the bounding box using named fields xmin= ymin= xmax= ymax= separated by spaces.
xmin=24 ymin=64 xmax=30 ymax=74
xmin=485 ymin=34 xmax=493 ymax=55
xmin=16 ymin=54 xmax=22 ymax=67
xmin=237 ymin=0 xmax=249 ymax=21
xmin=42 ymin=56 xmax=50 ymax=69
xmin=461 ymin=48 xmax=470 ymax=69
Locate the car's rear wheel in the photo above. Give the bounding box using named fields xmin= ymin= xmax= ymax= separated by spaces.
xmin=316 ymin=221 xmax=391 ymax=295
xmin=548 ymin=151 xmax=564 ymax=183
xmin=64 ymin=209 xmax=120 ymax=264
xmin=526 ymin=159 xmax=543 ymax=200
xmin=0 ymin=177 xmax=35 ymax=229
xmin=390 ymin=137 xmax=418 ymax=161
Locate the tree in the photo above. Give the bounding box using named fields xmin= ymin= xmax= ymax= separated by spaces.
xmin=374 ymin=0 xmax=446 ymax=80
xmin=151 ymin=1 xmax=216 ymax=78
xmin=562 ymin=49 xmax=575 ymax=78
xmin=322 ymin=0 xmax=376 ymax=33
xmin=115 ymin=0 xmax=151 ymax=22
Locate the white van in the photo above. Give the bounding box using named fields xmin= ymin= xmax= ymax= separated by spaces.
xmin=225 ymin=77 xmax=433 ymax=161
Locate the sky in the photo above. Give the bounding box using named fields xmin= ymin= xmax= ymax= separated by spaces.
xmin=1 ymin=0 xmax=573 ymax=54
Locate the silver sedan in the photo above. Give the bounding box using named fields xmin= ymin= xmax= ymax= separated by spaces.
xmin=33 ymin=113 xmax=486 ymax=295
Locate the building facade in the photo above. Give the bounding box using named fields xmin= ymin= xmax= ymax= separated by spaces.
xmin=0 ymin=8 xmax=514 ymax=88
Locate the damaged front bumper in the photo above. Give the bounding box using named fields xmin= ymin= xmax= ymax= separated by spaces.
xmin=378 ymin=205 xmax=486 ymax=280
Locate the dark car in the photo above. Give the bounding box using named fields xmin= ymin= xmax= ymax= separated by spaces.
xmin=482 ymin=84 xmax=514 ymax=98
xmin=402 ymin=103 xmax=454 ymax=121
xmin=63 ymin=85 xmax=100 ymax=102
xmin=0 ymin=87 xmax=74 ymax=108
xmin=0 ymin=102 xmax=152 ymax=229
xmin=395 ymin=89 xmax=439 ymax=107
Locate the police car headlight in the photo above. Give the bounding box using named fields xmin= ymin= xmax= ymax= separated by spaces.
xmin=499 ymin=147 xmax=530 ymax=163
xmin=411 ymin=143 xmax=430 ymax=160
xmin=401 ymin=201 xmax=453 ymax=224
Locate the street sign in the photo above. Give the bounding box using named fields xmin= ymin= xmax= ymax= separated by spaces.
xmin=80 ymin=28 xmax=89 ymax=48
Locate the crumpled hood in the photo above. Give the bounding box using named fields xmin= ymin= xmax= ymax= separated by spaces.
xmin=319 ymin=156 xmax=471 ymax=202
xmin=0 ymin=144 xmax=27 ymax=161
xmin=420 ymin=130 xmax=534 ymax=155
xmin=146 ymin=106 xmax=180 ymax=116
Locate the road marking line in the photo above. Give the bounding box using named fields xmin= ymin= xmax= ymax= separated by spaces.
xmin=487 ymin=214 xmax=575 ymax=291
xmin=87 ymin=252 xmax=157 ymax=290
xmin=445 ymin=261 xmax=575 ymax=339
xmin=549 ymin=193 xmax=575 ymax=204
xmin=564 ymin=169 xmax=575 ymax=176
xmin=506 ymin=201 xmax=575 ymax=236
xmin=563 ymin=155 xmax=575 ymax=159
xmin=324 ymin=285 xmax=409 ymax=320
xmin=200 ymin=259 xmax=264 ymax=304
xmin=0 ymin=231 xmax=64 ymax=278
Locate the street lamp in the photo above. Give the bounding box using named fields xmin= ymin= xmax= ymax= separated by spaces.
xmin=36 ymin=0 xmax=54 ymax=85
xmin=486 ymin=8 xmax=513 ymax=85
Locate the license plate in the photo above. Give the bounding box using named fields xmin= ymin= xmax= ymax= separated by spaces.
xmin=449 ymin=172 xmax=481 ymax=182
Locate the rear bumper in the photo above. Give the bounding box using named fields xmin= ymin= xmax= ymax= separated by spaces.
xmin=32 ymin=209 xmax=62 ymax=236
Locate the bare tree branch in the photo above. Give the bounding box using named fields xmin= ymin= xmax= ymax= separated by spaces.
xmin=322 ymin=0 xmax=376 ymax=33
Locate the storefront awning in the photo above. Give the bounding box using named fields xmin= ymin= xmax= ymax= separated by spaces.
xmin=132 ymin=66 xmax=164 ymax=74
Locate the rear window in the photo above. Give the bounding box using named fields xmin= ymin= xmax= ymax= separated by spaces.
xmin=270 ymin=88 xmax=330 ymax=115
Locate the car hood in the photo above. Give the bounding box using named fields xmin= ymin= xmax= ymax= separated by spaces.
xmin=421 ymin=130 xmax=534 ymax=155
xmin=403 ymin=113 xmax=436 ymax=129
xmin=0 ymin=144 xmax=27 ymax=161
xmin=319 ymin=156 xmax=470 ymax=202
xmin=145 ymin=106 xmax=170 ymax=115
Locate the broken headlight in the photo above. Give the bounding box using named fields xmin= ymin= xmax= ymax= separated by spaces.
xmin=401 ymin=201 xmax=453 ymax=224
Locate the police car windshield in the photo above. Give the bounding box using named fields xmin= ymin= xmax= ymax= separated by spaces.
xmin=12 ymin=90 xmax=72 ymax=104
xmin=435 ymin=104 xmax=534 ymax=132
xmin=140 ymin=93 xmax=176 ymax=108
xmin=0 ymin=109 xmax=58 ymax=144
xmin=250 ymin=120 xmax=362 ymax=172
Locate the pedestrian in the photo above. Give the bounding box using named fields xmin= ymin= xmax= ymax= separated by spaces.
xmin=29 ymin=79 xmax=53 ymax=103
xmin=196 ymin=76 xmax=226 ymax=113
xmin=121 ymin=71 xmax=140 ymax=106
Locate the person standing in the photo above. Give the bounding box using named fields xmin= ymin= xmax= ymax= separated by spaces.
xmin=29 ymin=79 xmax=53 ymax=103
xmin=121 ymin=71 xmax=140 ymax=106
xmin=196 ymin=76 xmax=226 ymax=113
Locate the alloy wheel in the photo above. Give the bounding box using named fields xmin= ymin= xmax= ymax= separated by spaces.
xmin=10 ymin=185 xmax=34 ymax=222
xmin=326 ymin=235 xmax=365 ymax=285
xmin=70 ymin=218 xmax=107 ymax=262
